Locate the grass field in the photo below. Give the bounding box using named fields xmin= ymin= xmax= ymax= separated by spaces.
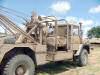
xmin=37 ymin=46 xmax=100 ymax=75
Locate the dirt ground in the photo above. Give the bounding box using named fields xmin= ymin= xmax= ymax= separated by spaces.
xmin=37 ymin=46 xmax=100 ymax=75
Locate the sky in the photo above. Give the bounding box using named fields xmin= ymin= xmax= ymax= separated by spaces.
xmin=0 ymin=0 xmax=100 ymax=38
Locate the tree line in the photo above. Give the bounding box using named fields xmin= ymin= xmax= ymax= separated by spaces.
xmin=87 ymin=26 xmax=100 ymax=39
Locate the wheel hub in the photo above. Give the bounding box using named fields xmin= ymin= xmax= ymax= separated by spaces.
xmin=16 ymin=65 xmax=26 ymax=75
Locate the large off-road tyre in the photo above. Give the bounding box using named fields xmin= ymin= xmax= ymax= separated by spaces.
xmin=74 ymin=49 xmax=88 ymax=67
xmin=3 ymin=54 xmax=35 ymax=75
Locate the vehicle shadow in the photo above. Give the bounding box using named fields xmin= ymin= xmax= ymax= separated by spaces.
xmin=36 ymin=60 xmax=78 ymax=75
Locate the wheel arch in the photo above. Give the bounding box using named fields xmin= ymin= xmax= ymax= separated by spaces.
xmin=83 ymin=44 xmax=90 ymax=54
xmin=0 ymin=47 xmax=37 ymax=70
xmin=74 ymin=44 xmax=90 ymax=56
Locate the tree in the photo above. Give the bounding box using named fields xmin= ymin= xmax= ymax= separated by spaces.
xmin=87 ymin=26 xmax=100 ymax=38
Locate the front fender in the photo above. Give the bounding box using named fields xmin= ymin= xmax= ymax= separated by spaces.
xmin=74 ymin=44 xmax=90 ymax=56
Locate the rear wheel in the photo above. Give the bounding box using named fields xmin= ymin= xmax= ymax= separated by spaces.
xmin=3 ymin=54 xmax=35 ymax=75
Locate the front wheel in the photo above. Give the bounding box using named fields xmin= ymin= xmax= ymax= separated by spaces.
xmin=74 ymin=49 xmax=88 ymax=66
xmin=3 ymin=54 xmax=35 ymax=75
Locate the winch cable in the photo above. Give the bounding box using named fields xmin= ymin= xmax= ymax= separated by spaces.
xmin=0 ymin=6 xmax=30 ymax=18
xmin=0 ymin=9 xmax=27 ymax=21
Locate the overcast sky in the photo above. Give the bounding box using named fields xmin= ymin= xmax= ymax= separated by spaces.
xmin=0 ymin=0 xmax=100 ymax=38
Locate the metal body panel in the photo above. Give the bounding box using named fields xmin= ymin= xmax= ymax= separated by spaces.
xmin=0 ymin=43 xmax=47 ymax=64
xmin=54 ymin=51 xmax=73 ymax=61
xmin=0 ymin=13 xmax=89 ymax=67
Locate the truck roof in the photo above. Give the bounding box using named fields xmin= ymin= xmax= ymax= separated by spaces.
xmin=57 ymin=23 xmax=79 ymax=27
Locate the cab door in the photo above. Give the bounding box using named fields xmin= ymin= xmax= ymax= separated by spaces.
xmin=71 ymin=25 xmax=81 ymax=50
xmin=46 ymin=22 xmax=56 ymax=61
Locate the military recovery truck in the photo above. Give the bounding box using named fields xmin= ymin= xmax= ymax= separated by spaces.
xmin=0 ymin=13 xmax=90 ymax=75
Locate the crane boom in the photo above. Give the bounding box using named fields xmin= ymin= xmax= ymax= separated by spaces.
xmin=0 ymin=14 xmax=38 ymax=44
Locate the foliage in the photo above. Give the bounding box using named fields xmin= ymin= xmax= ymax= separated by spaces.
xmin=87 ymin=26 xmax=100 ymax=38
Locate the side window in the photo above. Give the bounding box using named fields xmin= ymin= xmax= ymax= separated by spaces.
xmin=73 ymin=28 xmax=79 ymax=36
xmin=48 ymin=24 xmax=54 ymax=35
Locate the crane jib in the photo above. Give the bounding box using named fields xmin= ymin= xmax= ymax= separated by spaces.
xmin=0 ymin=14 xmax=39 ymax=44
